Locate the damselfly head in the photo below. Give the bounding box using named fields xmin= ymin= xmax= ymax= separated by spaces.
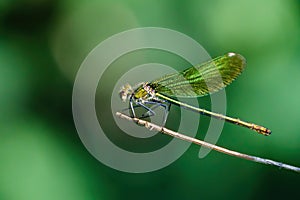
xmin=119 ymin=83 xmax=133 ymax=102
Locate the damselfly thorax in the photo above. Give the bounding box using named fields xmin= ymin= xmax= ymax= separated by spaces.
xmin=120 ymin=82 xmax=160 ymax=102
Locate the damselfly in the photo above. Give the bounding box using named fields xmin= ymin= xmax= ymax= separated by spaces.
xmin=119 ymin=52 xmax=271 ymax=135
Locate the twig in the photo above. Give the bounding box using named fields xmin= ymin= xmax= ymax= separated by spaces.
xmin=116 ymin=112 xmax=300 ymax=173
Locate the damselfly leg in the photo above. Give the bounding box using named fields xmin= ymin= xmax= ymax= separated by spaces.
xmin=128 ymin=97 xmax=171 ymax=126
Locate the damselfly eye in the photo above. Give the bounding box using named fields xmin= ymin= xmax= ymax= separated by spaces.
xmin=119 ymin=84 xmax=133 ymax=102
xmin=119 ymin=91 xmax=127 ymax=102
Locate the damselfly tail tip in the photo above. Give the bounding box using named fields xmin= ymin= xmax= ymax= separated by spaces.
xmin=256 ymin=126 xmax=272 ymax=136
xmin=265 ymin=128 xmax=272 ymax=136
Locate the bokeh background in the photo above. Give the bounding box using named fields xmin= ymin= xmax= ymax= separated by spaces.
xmin=1 ymin=0 xmax=300 ymax=199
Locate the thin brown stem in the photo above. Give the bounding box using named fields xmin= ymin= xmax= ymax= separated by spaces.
xmin=116 ymin=112 xmax=300 ymax=173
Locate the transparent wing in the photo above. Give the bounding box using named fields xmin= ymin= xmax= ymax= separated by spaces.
xmin=149 ymin=52 xmax=246 ymax=97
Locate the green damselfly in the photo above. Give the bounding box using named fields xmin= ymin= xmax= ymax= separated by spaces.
xmin=119 ymin=52 xmax=271 ymax=135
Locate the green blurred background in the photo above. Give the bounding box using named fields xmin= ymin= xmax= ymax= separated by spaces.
xmin=1 ymin=0 xmax=300 ymax=199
